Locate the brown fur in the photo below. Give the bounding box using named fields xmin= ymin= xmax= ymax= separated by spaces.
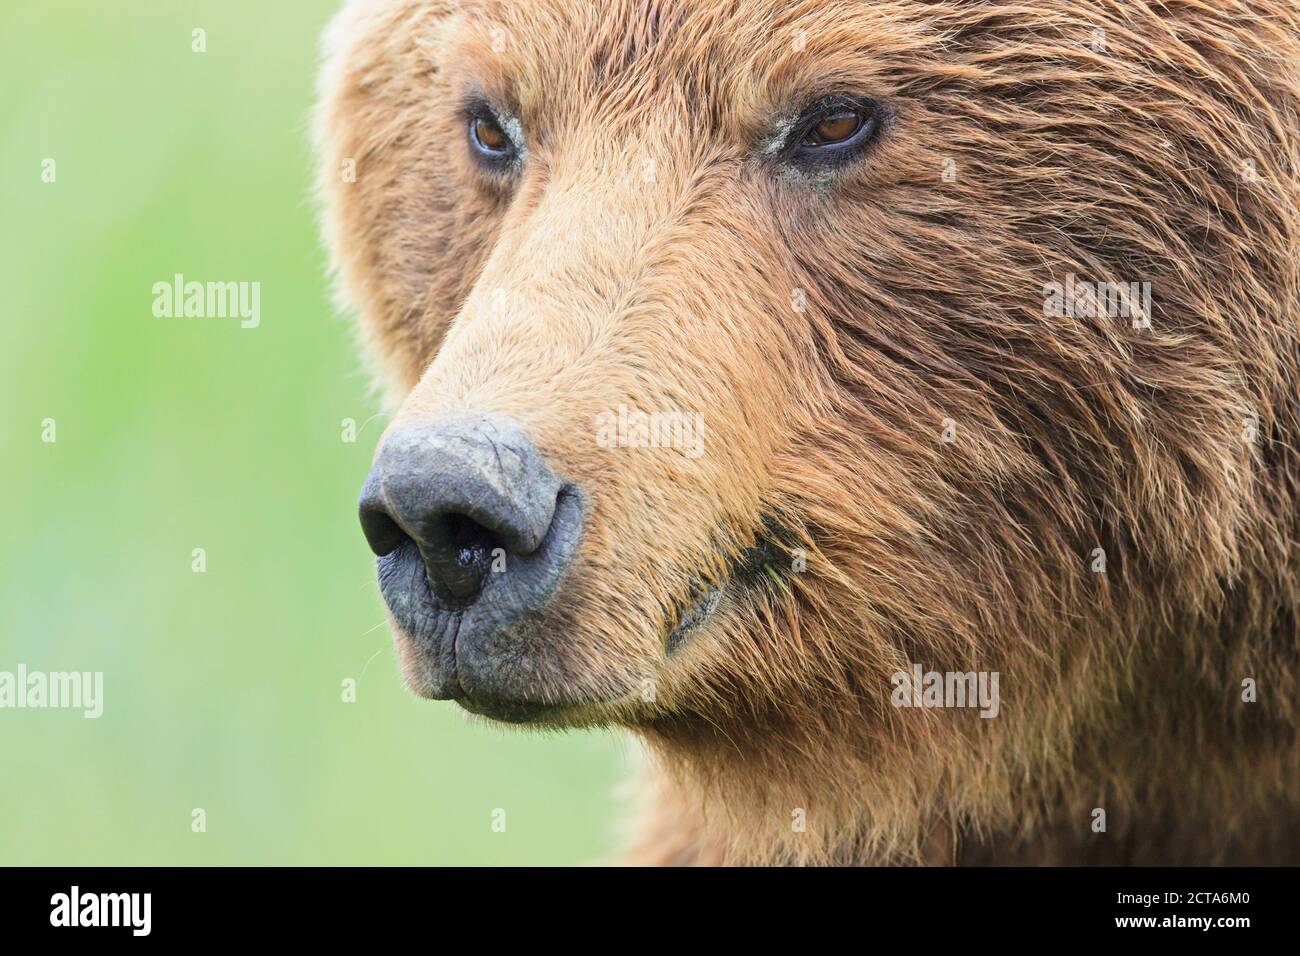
xmin=316 ymin=0 xmax=1300 ymax=865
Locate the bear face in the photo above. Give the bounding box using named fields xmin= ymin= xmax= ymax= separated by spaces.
xmin=318 ymin=0 xmax=1300 ymax=863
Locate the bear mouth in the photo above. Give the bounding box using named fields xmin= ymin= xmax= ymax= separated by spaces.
xmin=665 ymin=535 xmax=785 ymax=653
xmin=379 ymin=511 xmax=791 ymax=720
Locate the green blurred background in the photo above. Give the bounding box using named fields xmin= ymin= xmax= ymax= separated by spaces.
xmin=0 ymin=0 xmax=628 ymax=865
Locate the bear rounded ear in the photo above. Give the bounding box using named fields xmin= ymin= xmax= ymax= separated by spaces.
xmin=313 ymin=0 xmax=461 ymax=396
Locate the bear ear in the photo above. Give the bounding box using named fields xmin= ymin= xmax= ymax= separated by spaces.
xmin=313 ymin=0 xmax=461 ymax=396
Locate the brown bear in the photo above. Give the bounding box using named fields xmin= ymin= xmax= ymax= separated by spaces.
xmin=315 ymin=0 xmax=1300 ymax=865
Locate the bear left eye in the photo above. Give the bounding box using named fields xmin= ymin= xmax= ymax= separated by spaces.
xmin=803 ymin=110 xmax=868 ymax=147
xmin=787 ymin=99 xmax=881 ymax=165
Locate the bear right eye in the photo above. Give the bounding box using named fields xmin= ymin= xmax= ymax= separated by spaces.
xmin=467 ymin=111 xmax=515 ymax=166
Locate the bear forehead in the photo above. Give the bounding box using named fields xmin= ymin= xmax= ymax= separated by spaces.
xmin=431 ymin=0 xmax=940 ymax=133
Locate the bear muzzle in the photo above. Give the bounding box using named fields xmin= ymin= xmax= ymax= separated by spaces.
xmin=358 ymin=413 xmax=589 ymax=720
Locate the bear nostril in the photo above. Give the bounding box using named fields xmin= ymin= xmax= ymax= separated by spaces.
xmin=359 ymin=484 xmax=406 ymax=557
xmin=420 ymin=512 xmax=503 ymax=607
xmin=445 ymin=513 xmax=495 ymax=558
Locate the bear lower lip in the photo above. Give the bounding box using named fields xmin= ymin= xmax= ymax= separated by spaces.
xmin=454 ymin=695 xmax=571 ymax=723
xmin=666 ymin=585 xmax=723 ymax=653
xmin=665 ymin=535 xmax=784 ymax=652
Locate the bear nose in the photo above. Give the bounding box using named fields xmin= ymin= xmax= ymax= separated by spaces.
xmin=358 ymin=415 xmax=568 ymax=607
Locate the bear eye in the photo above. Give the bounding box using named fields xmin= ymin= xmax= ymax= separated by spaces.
xmin=786 ymin=98 xmax=882 ymax=167
xmin=469 ymin=114 xmax=512 ymax=160
xmin=803 ymin=111 xmax=866 ymax=147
